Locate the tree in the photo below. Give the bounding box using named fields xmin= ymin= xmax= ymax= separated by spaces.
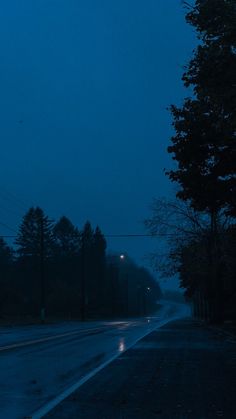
xmin=145 ymin=197 xmax=236 ymax=322
xmin=106 ymin=253 xmax=161 ymax=317
xmin=16 ymin=207 xmax=54 ymax=260
xmin=0 ymin=238 xmax=14 ymax=317
xmin=92 ymin=226 xmax=107 ymax=314
xmin=145 ymin=198 xmax=213 ymax=319
xmin=183 ymin=0 xmax=236 ymax=111
xmin=80 ymin=221 xmax=94 ymax=319
xmin=167 ymin=98 xmax=235 ymax=217
xmin=0 ymin=238 xmax=13 ymax=267
xmin=15 ymin=207 xmax=54 ymax=317
xmin=53 ymin=216 xmax=81 ymax=257
xmin=80 ymin=222 xmax=107 ymax=317
xmin=164 ymin=1 xmax=236 ymax=321
xmin=168 ymin=0 xmax=236 ymax=216
xmin=48 ymin=216 xmax=81 ymax=317
xmin=145 ymin=197 xmax=209 ymax=277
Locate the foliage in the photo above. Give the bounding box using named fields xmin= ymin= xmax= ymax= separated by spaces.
xmin=167 ymin=98 xmax=236 ymax=213
xmin=15 ymin=207 xmax=54 ymax=259
xmin=53 ymin=216 xmax=81 ymax=257
xmin=0 ymin=209 xmax=161 ymax=320
xmin=156 ymin=0 xmax=236 ymax=322
xmin=145 ymin=196 xmax=236 ymax=321
xmin=145 ymin=197 xmax=209 ymax=276
xmin=167 ymin=0 xmax=236 ymax=216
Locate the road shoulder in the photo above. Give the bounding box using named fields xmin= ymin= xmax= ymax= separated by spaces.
xmin=45 ymin=318 xmax=236 ymax=419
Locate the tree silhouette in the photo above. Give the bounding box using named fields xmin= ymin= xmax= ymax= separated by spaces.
xmin=0 ymin=238 xmax=14 ymax=317
xmin=47 ymin=216 xmax=81 ymax=317
xmin=53 ymin=216 xmax=80 ymax=257
xmin=91 ymin=226 xmax=107 ymax=315
xmin=164 ymin=0 xmax=236 ymax=322
xmin=16 ymin=207 xmax=54 ymax=260
xmin=168 ymin=0 xmax=236 ymax=217
xmin=15 ymin=207 xmax=54 ymax=318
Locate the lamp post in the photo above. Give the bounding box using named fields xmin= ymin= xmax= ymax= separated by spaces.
xmin=119 ymin=254 xmax=129 ymax=316
xmin=40 ymin=217 xmax=45 ymax=324
xmin=80 ymin=234 xmax=86 ymax=321
xmin=109 ymin=254 xmax=126 ymax=317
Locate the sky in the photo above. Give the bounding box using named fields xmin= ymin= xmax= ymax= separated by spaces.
xmin=0 ymin=0 xmax=196 ymax=289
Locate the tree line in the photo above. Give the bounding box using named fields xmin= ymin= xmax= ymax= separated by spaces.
xmin=0 ymin=207 xmax=161 ymax=322
xmin=146 ymin=0 xmax=236 ymax=323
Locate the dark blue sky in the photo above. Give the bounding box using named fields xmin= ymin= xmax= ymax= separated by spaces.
xmin=0 ymin=0 xmax=196 ymax=288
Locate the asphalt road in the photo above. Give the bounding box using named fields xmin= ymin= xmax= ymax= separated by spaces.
xmin=45 ymin=318 xmax=236 ymax=419
xmin=0 ymin=301 xmax=189 ymax=419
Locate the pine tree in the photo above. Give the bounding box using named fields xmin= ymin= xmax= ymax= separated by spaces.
xmin=16 ymin=207 xmax=54 ymax=260
xmin=93 ymin=226 xmax=107 ymax=314
xmin=0 ymin=238 xmax=13 ymax=267
xmin=80 ymin=221 xmax=94 ymax=319
xmin=15 ymin=207 xmax=54 ymax=318
xmin=53 ymin=216 xmax=80 ymax=257
xmin=46 ymin=217 xmax=81 ymax=317
xmin=0 ymin=238 xmax=14 ymax=316
xmin=94 ymin=226 xmax=107 ymax=261
xmin=80 ymin=222 xmax=107 ymax=317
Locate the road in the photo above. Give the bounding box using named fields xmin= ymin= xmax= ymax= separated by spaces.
xmin=0 ymin=301 xmax=190 ymax=419
xmin=45 ymin=317 xmax=236 ymax=419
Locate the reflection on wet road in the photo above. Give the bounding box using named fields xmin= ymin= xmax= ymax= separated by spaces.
xmin=0 ymin=301 xmax=190 ymax=419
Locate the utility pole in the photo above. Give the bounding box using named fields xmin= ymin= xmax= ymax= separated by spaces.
xmin=125 ymin=275 xmax=129 ymax=316
xmin=137 ymin=282 xmax=141 ymax=316
xmin=40 ymin=217 xmax=45 ymax=324
xmin=80 ymin=234 xmax=86 ymax=321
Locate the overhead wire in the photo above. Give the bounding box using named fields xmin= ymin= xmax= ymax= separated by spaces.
xmin=0 ymin=221 xmax=18 ymax=234
xmin=0 ymin=185 xmax=29 ymax=212
xmin=0 ymin=186 xmax=29 ymax=237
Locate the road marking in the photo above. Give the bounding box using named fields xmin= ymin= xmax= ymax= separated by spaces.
xmin=0 ymin=327 xmax=106 ymax=352
xmin=29 ymin=316 xmax=185 ymax=419
xmin=0 ymin=321 xmax=138 ymax=353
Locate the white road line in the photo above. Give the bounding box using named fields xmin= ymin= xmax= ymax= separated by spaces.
xmin=29 ymin=316 xmax=185 ymax=419
xmin=0 ymin=327 xmax=105 ymax=352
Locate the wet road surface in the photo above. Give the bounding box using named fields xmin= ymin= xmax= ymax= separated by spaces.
xmin=0 ymin=302 xmax=189 ymax=418
xmin=45 ymin=318 xmax=236 ymax=419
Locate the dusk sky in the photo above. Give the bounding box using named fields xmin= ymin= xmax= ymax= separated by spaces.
xmin=0 ymin=0 xmax=196 ymax=288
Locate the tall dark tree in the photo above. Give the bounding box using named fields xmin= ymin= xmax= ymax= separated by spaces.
xmin=168 ymin=0 xmax=236 ymax=216
xmin=183 ymin=0 xmax=236 ymax=111
xmin=80 ymin=221 xmax=94 ymax=319
xmin=0 ymin=238 xmax=14 ymax=317
xmin=0 ymin=238 xmax=13 ymax=267
xmin=167 ymin=98 xmax=233 ymax=217
xmin=92 ymin=226 xmax=107 ymax=314
xmin=48 ymin=216 xmax=81 ymax=316
xmin=16 ymin=207 xmax=54 ymax=260
xmin=79 ymin=222 xmax=108 ymax=318
xmin=165 ymin=0 xmax=236 ymax=322
xmin=53 ymin=216 xmax=80 ymax=257
xmin=15 ymin=207 xmax=54 ymax=317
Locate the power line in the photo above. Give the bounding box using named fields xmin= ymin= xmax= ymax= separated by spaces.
xmin=0 ymin=232 xmax=193 ymax=238
xmin=0 ymin=221 xmax=17 ymax=234
xmin=0 ymin=236 xmax=16 ymax=238
xmin=105 ymin=234 xmax=176 ymax=237
xmin=0 ymin=186 xmax=29 ymax=212
xmin=0 ymin=203 xmax=25 ymax=219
